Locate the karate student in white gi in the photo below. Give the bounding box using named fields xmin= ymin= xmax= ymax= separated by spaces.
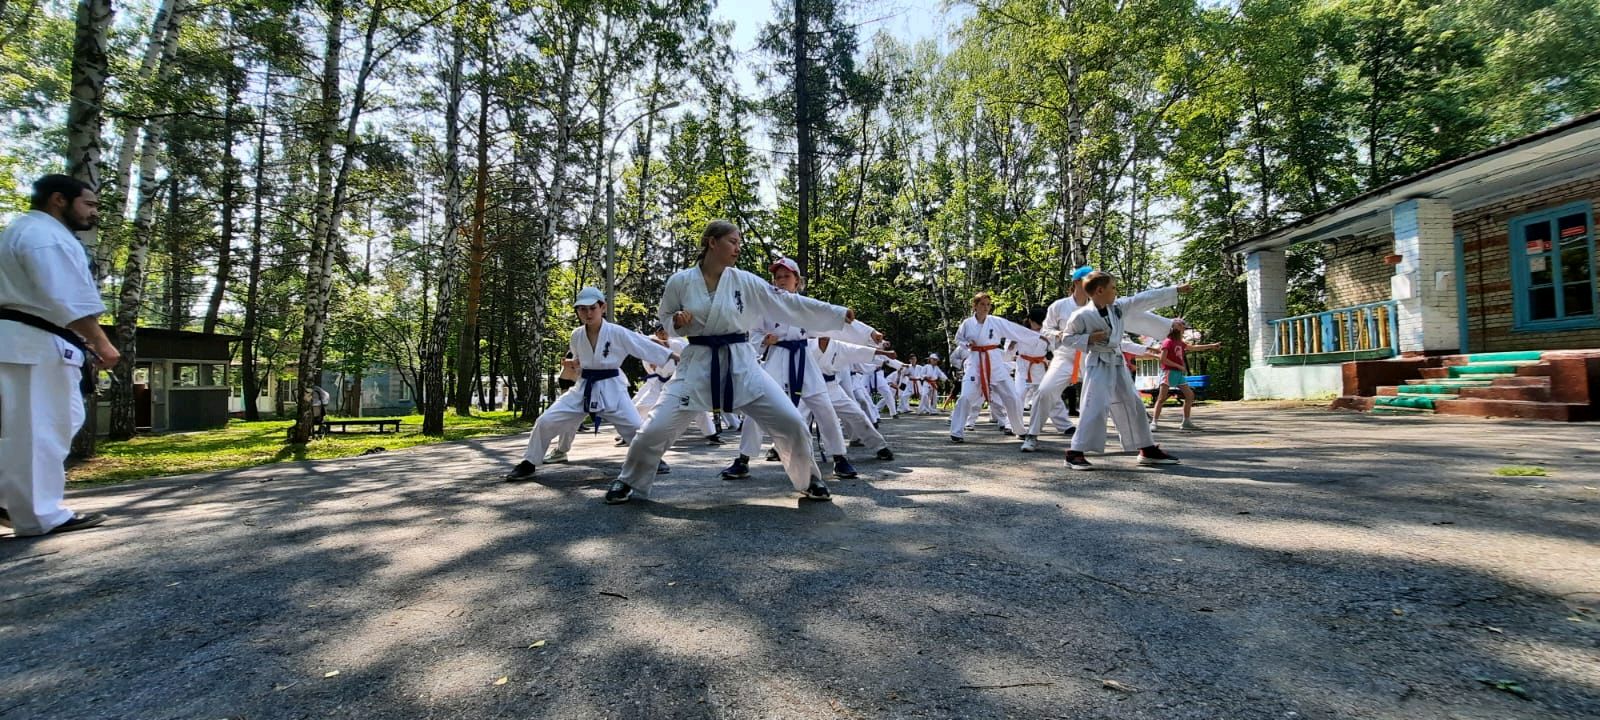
xmin=0 ymin=175 xmax=118 ymax=536
xmin=1023 ymin=266 xmax=1174 ymax=453
xmin=870 ymin=354 xmax=898 ymax=420
xmin=813 ymin=336 xmax=895 ymax=460
xmin=948 ymin=293 xmax=1035 ymax=442
xmin=606 ymin=222 xmax=855 ymax=504
xmin=631 ymin=327 xmax=721 ymax=445
xmin=1061 ymin=272 xmax=1189 ymax=470
xmin=722 ymin=257 xmax=875 ymax=483
xmin=505 ymin=288 xmax=676 ymax=481
xmin=918 ymin=353 xmax=948 ymax=415
xmin=895 ymin=356 xmax=918 ymax=415
xmin=1014 ymin=306 xmax=1073 ymax=436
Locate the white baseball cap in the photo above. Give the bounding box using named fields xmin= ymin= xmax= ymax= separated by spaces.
xmin=574 ymin=287 xmax=606 ymax=307
xmin=768 ymin=257 xmax=806 ymax=290
xmin=928 ymin=352 xmax=940 ymax=360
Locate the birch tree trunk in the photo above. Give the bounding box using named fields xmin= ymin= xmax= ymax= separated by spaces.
xmin=65 ymin=0 xmax=112 ymax=457
xmin=422 ymin=23 xmax=466 ymax=437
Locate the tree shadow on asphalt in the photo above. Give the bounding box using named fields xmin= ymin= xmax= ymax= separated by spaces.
xmin=2 ymin=410 xmax=1597 ymax=719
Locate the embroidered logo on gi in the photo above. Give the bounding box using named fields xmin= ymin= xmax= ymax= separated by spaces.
xmin=988 ymin=328 xmax=995 ymax=340
xmin=734 ymin=290 xmax=744 ymax=313
xmin=63 ymin=348 xmax=76 ymax=361
xmin=602 ymin=341 xmax=612 ymax=358
xmin=679 ymin=396 xmax=690 ymax=406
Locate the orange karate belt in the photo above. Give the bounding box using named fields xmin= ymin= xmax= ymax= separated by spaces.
xmin=970 ymin=344 xmax=1001 ymax=401
xmin=1019 ymin=353 xmax=1047 ymax=384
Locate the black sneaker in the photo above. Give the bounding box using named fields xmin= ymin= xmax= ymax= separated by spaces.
xmin=832 ymin=455 xmax=859 ymax=479
xmin=50 ymin=512 xmax=108 ymax=534
xmin=1138 ymin=446 xmax=1180 ymax=465
xmin=705 ymin=434 xmax=724 ymax=445
xmin=721 ymin=455 xmax=751 ymax=479
xmin=875 ymin=447 xmax=894 ymax=461
xmin=1063 ymin=426 xmax=1076 ymax=437
xmin=848 ymin=438 xmax=865 ymax=448
xmin=949 ymin=435 xmax=964 ymax=444
xmin=604 ymin=481 xmax=634 ymax=504
xmin=765 ymin=448 xmax=780 ymax=462
xmin=656 ymin=460 xmax=671 ymax=474
xmin=1064 ymin=451 xmax=1093 ymax=471
xmin=1001 ymin=427 xmax=1015 ymax=437
xmin=504 ymin=460 xmax=538 ymax=482
xmin=801 ymin=479 xmax=832 ymax=501
xmin=614 ymin=437 xmax=629 ymax=447
xmin=0 ymin=507 xmax=10 ymax=528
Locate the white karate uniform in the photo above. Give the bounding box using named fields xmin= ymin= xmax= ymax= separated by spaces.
xmin=1012 ymin=331 xmax=1073 ymax=433
xmin=869 ymin=363 xmax=896 ymax=418
xmin=523 ymin=321 xmax=672 ymax=466
xmin=1028 ymin=294 xmax=1172 ymax=440
xmin=1063 ymin=287 xmax=1180 ymax=453
xmin=0 ymin=211 xmax=104 ymax=536
xmin=847 ymin=362 xmax=877 ymax=424
xmin=618 ymin=266 xmax=848 ymax=497
xmin=917 ymin=363 xmax=947 ymax=414
xmin=949 ymin=315 xmax=1034 ymax=438
xmin=814 ymin=338 xmax=890 ymax=453
xmin=895 ymin=365 xmax=916 ymax=414
xmin=738 ymin=317 xmax=876 ymax=459
xmin=633 ymin=336 xmax=716 ymax=438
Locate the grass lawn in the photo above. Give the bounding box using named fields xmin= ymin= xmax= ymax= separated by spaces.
xmin=70 ymin=411 xmax=532 ymax=486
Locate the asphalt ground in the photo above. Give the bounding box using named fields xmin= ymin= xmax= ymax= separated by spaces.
xmin=3 ymin=403 xmax=1597 ymax=719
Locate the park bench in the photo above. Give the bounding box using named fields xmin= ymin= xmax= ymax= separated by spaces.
xmin=322 ymin=418 xmax=402 ymax=434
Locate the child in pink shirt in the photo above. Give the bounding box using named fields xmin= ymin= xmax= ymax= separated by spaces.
xmin=1150 ymin=320 xmax=1220 ymax=431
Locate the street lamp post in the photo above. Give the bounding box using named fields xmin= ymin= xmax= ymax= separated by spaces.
xmin=605 ymin=100 xmax=681 ymax=321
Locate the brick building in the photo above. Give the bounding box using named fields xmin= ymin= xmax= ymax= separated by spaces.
xmin=1227 ymin=111 xmax=1600 ymax=419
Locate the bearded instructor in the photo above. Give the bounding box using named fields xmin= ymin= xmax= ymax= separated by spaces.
xmin=0 ymin=174 xmax=120 ymax=536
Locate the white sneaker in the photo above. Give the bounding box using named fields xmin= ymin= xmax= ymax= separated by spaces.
xmin=1148 ymin=422 xmax=1159 ymax=434
xmin=1020 ymin=436 xmax=1038 ymax=453
xmin=543 ymin=449 xmax=569 ymax=464
xmin=1180 ymin=420 xmax=1199 ymax=431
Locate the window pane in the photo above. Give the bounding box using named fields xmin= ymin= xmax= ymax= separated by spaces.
xmin=174 ymin=364 xmax=198 ymax=388
xmin=1531 ymin=286 xmax=1557 ymax=320
xmin=1565 ymin=283 xmax=1595 ymax=318
xmin=1524 ymin=220 xmax=1553 ymax=254
xmin=1563 ymin=244 xmax=1593 ymax=281
xmin=1530 ymin=254 xmax=1553 ymax=285
xmin=1557 ymin=212 xmax=1588 ymax=244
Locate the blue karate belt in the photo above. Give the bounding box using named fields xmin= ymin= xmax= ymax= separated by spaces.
xmin=775 ymin=338 xmax=809 ymax=405
xmin=688 ymin=333 xmax=748 ymax=412
xmin=580 ymin=368 xmax=620 ymax=433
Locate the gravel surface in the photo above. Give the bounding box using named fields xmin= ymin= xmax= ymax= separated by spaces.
xmin=3 ymin=404 xmax=1597 ymax=719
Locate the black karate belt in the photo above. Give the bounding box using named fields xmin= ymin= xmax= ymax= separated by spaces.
xmin=688 ymin=333 xmax=748 ymax=412
xmin=645 ymin=372 xmax=671 ymax=382
xmin=822 ymin=372 xmax=837 ymax=383
xmin=775 ymin=338 xmax=808 ymax=406
xmin=580 ymin=368 xmax=620 ymax=434
xmin=0 ymin=308 xmax=98 ymax=395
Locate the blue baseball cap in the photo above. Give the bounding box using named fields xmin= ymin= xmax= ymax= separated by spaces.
xmin=1070 ymin=265 xmax=1094 ymax=282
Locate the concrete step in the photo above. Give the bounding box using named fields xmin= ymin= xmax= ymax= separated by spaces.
xmin=1457 ymin=385 xmax=1552 ymax=402
xmin=1490 ymin=376 xmax=1552 ymax=388
xmin=1403 ymin=378 xmax=1493 ymax=387
xmin=1451 ymin=363 xmax=1537 ymax=377
xmin=1371 ymin=405 xmax=1433 ymax=415
xmin=1374 ymin=395 xmax=1439 ymax=410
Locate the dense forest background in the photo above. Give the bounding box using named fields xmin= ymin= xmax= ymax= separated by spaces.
xmin=4 ymin=0 xmax=1598 ymax=446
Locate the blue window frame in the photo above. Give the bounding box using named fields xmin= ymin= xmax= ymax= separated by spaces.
xmin=1509 ymin=201 xmax=1599 ymax=331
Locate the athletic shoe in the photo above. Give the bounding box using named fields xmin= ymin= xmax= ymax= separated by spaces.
xmin=705 ymin=434 xmax=724 ymax=445
xmin=766 ymin=448 xmax=780 ymax=462
xmin=1138 ymin=446 xmax=1180 ymax=465
xmin=604 ymin=481 xmax=634 ymax=504
xmin=801 ymin=479 xmax=832 ymax=501
xmin=1063 ymin=426 xmax=1076 ymax=437
xmin=1148 ymin=421 xmax=1159 ymax=434
xmin=964 ymin=423 xmax=976 ymax=431
xmin=1020 ymin=436 xmax=1038 ymax=453
xmin=49 ymin=512 xmax=107 ymax=534
xmin=505 ymin=460 xmax=539 ymax=482
xmin=721 ymin=455 xmax=751 ymax=480
xmin=614 ymin=437 xmax=629 ymax=447
xmin=1180 ymin=420 xmax=1199 ymax=431
xmin=875 ymin=447 xmax=894 ymax=461
xmin=0 ymin=507 xmax=10 ymax=528
xmin=543 ymin=449 xmax=569 ymax=464
xmin=1001 ymin=427 xmax=1015 ymax=437
xmin=1064 ymin=451 xmax=1093 ymax=471
xmin=848 ymin=439 xmax=865 ymax=448
xmin=949 ymin=435 xmax=965 ymax=444
xmin=833 ymin=456 xmax=859 ymax=479
xmin=656 ymin=460 xmax=671 ymax=474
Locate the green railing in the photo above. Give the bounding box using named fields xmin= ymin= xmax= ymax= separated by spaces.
xmin=1268 ymin=300 xmax=1400 ymax=364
